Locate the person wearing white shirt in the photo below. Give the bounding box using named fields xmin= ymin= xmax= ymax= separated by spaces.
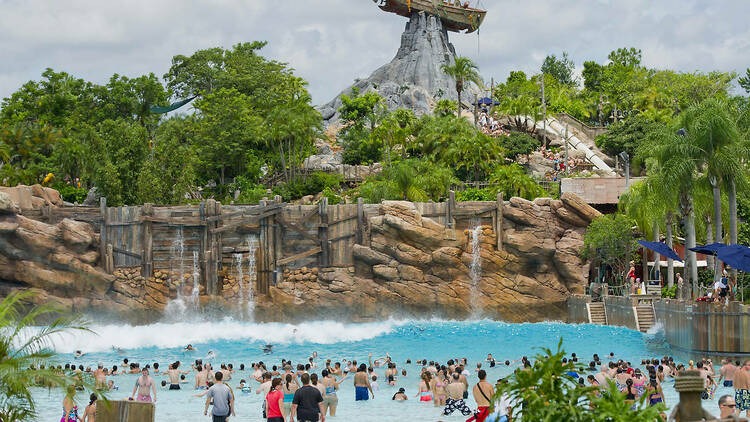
xmin=487 ymin=379 xmax=513 ymax=422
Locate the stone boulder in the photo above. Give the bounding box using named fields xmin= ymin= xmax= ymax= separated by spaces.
xmin=0 ymin=192 xmax=19 ymax=214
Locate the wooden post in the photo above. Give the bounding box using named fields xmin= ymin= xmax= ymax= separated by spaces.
xmin=215 ymin=201 xmax=223 ymax=272
xmin=318 ymin=197 xmax=329 ymax=267
xmin=273 ymin=196 xmax=282 ymax=286
xmin=106 ymin=244 xmax=114 ymax=274
xmin=356 ymin=198 xmax=365 ymax=245
xmin=259 ymin=199 xmax=268 ymax=294
xmin=99 ymin=197 xmax=108 ymax=271
xmin=141 ymin=203 xmax=154 ymax=278
xmin=205 ymin=199 xmax=218 ymax=295
xmin=496 ymin=192 xmax=504 ymax=251
xmin=199 ymin=202 xmax=207 ymax=290
xmin=448 ymin=191 xmax=455 ymax=228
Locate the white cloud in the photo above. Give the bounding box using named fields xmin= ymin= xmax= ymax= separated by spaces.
xmin=0 ymin=0 xmax=748 ymax=105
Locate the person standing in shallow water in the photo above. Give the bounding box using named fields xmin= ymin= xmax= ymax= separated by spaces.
xmin=130 ymin=367 xmax=156 ymax=403
xmin=354 ymin=363 xmax=374 ymax=401
xmin=467 ymin=369 xmax=494 ymax=422
xmin=61 ymin=385 xmax=80 ymax=422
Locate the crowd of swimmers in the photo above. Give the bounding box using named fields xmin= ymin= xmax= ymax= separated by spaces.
xmin=44 ymin=347 xmax=750 ymax=422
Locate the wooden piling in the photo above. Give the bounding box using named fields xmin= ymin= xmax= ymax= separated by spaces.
xmin=318 ymin=197 xmax=329 ymax=267
xmin=496 ymin=192 xmax=504 ymax=251
xmin=106 ymin=244 xmax=114 ymax=274
xmin=141 ymin=203 xmax=153 ymax=278
xmin=99 ymin=197 xmax=108 ymax=273
xmin=448 ymin=191 xmax=455 ymax=228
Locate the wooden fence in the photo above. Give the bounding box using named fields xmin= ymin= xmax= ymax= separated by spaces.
xmin=26 ymin=192 xmax=506 ymax=297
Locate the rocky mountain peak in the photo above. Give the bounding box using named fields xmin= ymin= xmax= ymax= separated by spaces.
xmin=318 ymin=11 xmax=458 ymax=125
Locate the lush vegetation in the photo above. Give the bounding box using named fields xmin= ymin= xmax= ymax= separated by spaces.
xmin=581 ymin=214 xmax=639 ymax=284
xmin=497 ymin=339 xmax=665 ymax=421
xmin=0 ymin=42 xmax=321 ymax=206
xmin=0 ymin=291 xmax=103 ymax=421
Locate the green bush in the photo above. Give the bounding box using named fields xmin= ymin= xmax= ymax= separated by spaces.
xmin=661 ymin=285 xmax=677 ymax=298
xmin=321 ymin=186 xmax=343 ymax=205
xmin=273 ymin=172 xmax=343 ymax=202
xmin=503 ymin=132 xmax=539 ymax=160
xmin=53 ymin=184 xmax=87 ymax=204
xmin=456 ymin=188 xmax=495 ymax=201
xmin=340 ymin=127 xmax=383 ymax=165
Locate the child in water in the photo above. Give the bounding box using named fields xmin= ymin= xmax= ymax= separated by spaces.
xmin=239 ymin=379 xmax=251 ymax=393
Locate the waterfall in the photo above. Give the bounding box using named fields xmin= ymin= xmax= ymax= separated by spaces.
xmin=172 ymin=226 xmax=186 ymax=301
xmin=191 ymin=250 xmax=200 ymax=308
xmin=165 ymin=227 xmax=187 ymax=317
xmin=233 ymin=252 xmax=244 ymax=302
xmin=245 ymin=236 xmax=259 ymax=318
xmin=469 ymin=220 xmax=482 ymax=316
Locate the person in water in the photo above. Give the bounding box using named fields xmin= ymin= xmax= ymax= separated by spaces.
xmin=130 ymin=367 xmax=157 ymax=403
xmin=392 ymin=388 xmax=408 ymax=401
xmin=82 ymin=393 xmax=97 ymax=422
xmin=354 ymin=364 xmax=374 ymax=401
xmin=443 ymin=373 xmax=472 ymax=417
xmin=467 ymin=370 xmax=494 ymax=422
xmin=61 ymin=385 xmax=79 ymax=422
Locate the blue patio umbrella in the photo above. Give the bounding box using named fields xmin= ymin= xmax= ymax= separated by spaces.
xmin=474 ymin=97 xmax=499 ymax=106
xmin=688 ymin=242 xmax=728 ymax=256
xmin=716 ymin=244 xmax=750 ymax=273
xmin=637 ymin=240 xmax=683 ymax=262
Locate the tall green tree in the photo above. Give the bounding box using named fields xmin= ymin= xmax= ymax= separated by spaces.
xmin=541 ymin=52 xmax=577 ymax=87
xmin=582 ymin=214 xmax=639 ymax=284
xmin=739 ymin=68 xmax=750 ymax=93
xmin=441 ymin=57 xmax=482 ymax=116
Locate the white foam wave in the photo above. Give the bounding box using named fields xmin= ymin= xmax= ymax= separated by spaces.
xmin=48 ymin=318 xmax=411 ymax=354
xmin=646 ymin=321 xmax=664 ymax=335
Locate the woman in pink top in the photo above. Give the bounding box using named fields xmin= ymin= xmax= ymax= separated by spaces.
xmin=265 ymin=378 xmax=285 ymax=422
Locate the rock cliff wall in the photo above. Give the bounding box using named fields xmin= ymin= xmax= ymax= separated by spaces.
xmin=255 ymin=194 xmax=599 ymax=322
xmin=0 ymin=188 xmax=600 ymax=323
xmin=318 ymin=11 xmax=458 ymax=126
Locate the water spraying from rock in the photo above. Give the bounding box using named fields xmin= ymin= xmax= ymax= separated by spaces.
xmin=172 ymin=226 xmax=185 ymax=301
xmin=191 ymin=250 xmax=200 ymax=308
xmin=245 ymin=236 xmax=259 ymax=319
xmin=469 ymin=220 xmax=482 ymax=316
xmin=233 ymin=253 xmax=244 ymax=317
xmin=164 ymin=226 xmax=187 ymax=317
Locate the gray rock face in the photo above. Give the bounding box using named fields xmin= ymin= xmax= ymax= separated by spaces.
xmin=318 ymin=11 xmax=457 ymax=125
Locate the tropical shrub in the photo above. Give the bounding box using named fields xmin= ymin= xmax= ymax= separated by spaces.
xmin=0 ymin=291 xmax=104 ymax=421
xmin=496 ymin=338 xmax=665 ymax=422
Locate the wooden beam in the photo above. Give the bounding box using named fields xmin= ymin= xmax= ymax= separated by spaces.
xmin=329 ymin=233 xmax=355 ymax=242
xmin=206 ymin=203 xmax=283 ymax=222
xmin=453 ymin=205 xmax=498 ymax=217
xmin=210 ymin=208 xmax=282 ymax=234
xmin=328 ymin=215 xmax=358 ymax=226
xmin=277 ymin=218 xmax=318 ymax=242
xmin=112 ymin=246 xmax=142 ymax=260
xmin=277 ymin=246 xmax=323 ymax=266
xmin=299 ymin=207 xmax=319 ymax=223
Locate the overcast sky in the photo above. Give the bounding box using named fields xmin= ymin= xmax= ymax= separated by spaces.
xmin=1 ymin=0 xmax=748 ymax=106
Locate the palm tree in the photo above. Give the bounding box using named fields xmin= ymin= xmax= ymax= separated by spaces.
xmin=0 ymin=291 xmax=101 ymax=421
xmin=441 ymin=57 xmax=483 ymax=117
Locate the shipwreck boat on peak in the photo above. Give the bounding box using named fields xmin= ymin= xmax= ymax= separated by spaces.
xmin=373 ymin=0 xmax=487 ymax=33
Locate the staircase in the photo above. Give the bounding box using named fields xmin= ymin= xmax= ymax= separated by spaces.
xmin=635 ymin=304 xmax=656 ymax=333
xmin=587 ymin=302 xmax=607 ymax=325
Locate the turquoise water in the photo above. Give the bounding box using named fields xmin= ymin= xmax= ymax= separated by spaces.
xmin=31 ymin=319 xmax=725 ymax=421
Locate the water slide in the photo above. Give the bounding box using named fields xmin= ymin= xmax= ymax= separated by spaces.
xmin=532 ymin=117 xmax=615 ymax=175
